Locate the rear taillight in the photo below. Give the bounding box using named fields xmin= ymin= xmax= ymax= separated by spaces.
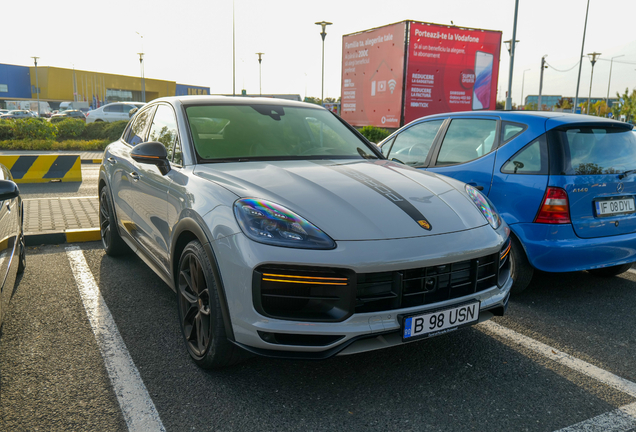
xmin=534 ymin=187 xmax=571 ymax=224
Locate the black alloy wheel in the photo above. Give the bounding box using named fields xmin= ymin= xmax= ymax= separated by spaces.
xmin=179 ymin=249 xmax=212 ymax=358
xmin=99 ymin=185 xmax=128 ymax=256
xmin=177 ymin=240 xmax=244 ymax=368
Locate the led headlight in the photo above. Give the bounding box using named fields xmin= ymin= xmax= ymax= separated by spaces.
xmin=234 ymin=198 xmax=336 ymax=249
xmin=465 ymin=184 xmax=502 ymax=229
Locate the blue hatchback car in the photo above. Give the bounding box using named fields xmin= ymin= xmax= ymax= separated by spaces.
xmin=379 ymin=111 xmax=636 ymax=292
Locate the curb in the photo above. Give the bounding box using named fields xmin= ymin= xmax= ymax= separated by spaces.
xmin=25 ymin=228 xmax=101 ymax=246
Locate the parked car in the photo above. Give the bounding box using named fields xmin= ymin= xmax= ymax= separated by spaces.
xmin=379 ymin=111 xmax=636 ymax=293
xmin=99 ymin=96 xmax=512 ymax=368
xmin=50 ymin=110 xmax=87 ymax=123
xmin=0 ymin=163 xmax=26 ymax=329
xmin=0 ymin=110 xmax=36 ymax=120
xmin=0 ymin=109 xmax=9 ymax=116
xmin=86 ymin=102 xmax=145 ymax=123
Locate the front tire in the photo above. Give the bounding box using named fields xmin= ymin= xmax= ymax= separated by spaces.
xmin=99 ymin=185 xmax=129 ymax=256
xmin=588 ymin=263 xmax=633 ymax=277
xmin=510 ymin=236 xmax=534 ymax=294
xmin=177 ymin=240 xmax=243 ymax=369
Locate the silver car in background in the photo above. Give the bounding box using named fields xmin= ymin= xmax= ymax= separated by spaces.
xmin=99 ymin=96 xmax=512 ymax=368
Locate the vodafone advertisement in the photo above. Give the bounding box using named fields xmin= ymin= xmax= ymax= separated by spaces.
xmin=341 ymin=22 xmax=406 ymax=128
xmin=404 ymin=22 xmax=502 ymax=124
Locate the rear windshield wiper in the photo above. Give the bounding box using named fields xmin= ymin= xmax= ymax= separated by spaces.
xmin=619 ymin=169 xmax=636 ymax=179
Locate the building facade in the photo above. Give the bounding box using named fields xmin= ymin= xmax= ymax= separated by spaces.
xmin=0 ymin=63 xmax=209 ymax=109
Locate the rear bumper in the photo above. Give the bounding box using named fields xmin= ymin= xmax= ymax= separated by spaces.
xmin=513 ymin=222 xmax=636 ymax=272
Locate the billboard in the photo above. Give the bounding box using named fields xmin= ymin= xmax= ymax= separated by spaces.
xmin=341 ymin=22 xmax=406 ymax=128
xmin=404 ymin=22 xmax=501 ymax=124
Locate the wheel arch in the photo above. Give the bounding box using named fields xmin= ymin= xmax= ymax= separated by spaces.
xmin=171 ymin=217 xmax=235 ymax=341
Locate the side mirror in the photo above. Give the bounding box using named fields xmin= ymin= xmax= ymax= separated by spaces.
xmin=0 ymin=179 xmax=19 ymax=201
xmin=131 ymin=141 xmax=171 ymax=175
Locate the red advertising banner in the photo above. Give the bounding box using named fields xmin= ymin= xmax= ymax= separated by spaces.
xmin=404 ymin=22 xmax=502 ymax=124
xmin=341 ymin=22 xmax=406 ymax=128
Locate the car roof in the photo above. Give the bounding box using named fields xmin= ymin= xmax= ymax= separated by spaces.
xmin=151 ymin=95 xmax=325 ymax=110
xmin=413 ymin=110 xmax=631 ymax=129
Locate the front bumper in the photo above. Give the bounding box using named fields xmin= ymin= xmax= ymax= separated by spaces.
xmin=513 ymin=223 xmax=636 ymax=272
xmin=211 ymin=224 xmax=512 ymax=358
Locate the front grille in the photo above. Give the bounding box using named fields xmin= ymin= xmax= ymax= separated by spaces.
xmin=355 ymin=253 xmax=500 ymax=314
xmin=253 ymin=247 xmax=508 ymax=322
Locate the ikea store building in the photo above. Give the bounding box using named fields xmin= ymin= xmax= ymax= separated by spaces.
xmin=0 ymin=63 xmax=209 ymax=110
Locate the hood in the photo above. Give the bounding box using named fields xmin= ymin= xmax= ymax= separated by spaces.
xmin=194 ymin=159 xmax=488 ymax=241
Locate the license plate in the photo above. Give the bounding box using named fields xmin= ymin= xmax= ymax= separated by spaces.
xmin=402 ymin=301 xmax=480 ymax=341
xmin=595 ymin=198 xmax=635 ymax=217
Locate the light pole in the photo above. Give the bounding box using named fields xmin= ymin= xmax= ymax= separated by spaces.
xmin=606 ymin=54 xmax=624 ymax=109
xmin=586 ymin=52 xmax=601 ymax=115
xmin=538 ymin=55 xmax=548 ymax=110
xmin=136 ymin=32 xmax=145 ymax=102
xmin=31 ymin=56 xmax=40 ymax=117
xmin=574 ymin=0 xmax=591 ymax=112
xmin=520 ymin=68 xmax=531 ymax=109
xmin=504 ymin=0 xmax=519 ymax=111
xmin=315 ymin=21 xmax=332 ymax=105
xmin=256 ymin=53 xmax=264 ymax=96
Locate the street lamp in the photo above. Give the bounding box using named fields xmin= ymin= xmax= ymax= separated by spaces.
xmin=538 ymin=55 xmax=548 ymax=111
xmin=315 ymin=21 xmax=332 ymax=104
xmin=256 ymin=53 xmax=264 ymax=96
xmin=520 ymin=68 xmax=531 ymax=109
xmin=606 ymin=54 xmax=624 ymax=109
xmin=31 ymin=56 xmax=40 ymax=117
xmin=574 ymin=0 xmax=591 ymax=112
xmin=504 ymin=0 xmax=519 ymax=111
xmin=136 ymin=32 xmax=145 ymax=103
xmin=586 ymin=52 xmax=601 ymax=115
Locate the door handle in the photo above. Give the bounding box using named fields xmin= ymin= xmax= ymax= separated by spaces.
xmin=107 ymin=157 xmax=116 ymax=165
xmin=128 ymin=172 xmax=140 ymax=181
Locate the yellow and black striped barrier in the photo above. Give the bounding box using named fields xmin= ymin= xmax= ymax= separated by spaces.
xmin=0 ymin=155 xmax=82 ymax=183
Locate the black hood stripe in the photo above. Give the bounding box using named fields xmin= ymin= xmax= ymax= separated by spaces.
xmin=326 ymin=163 xmax=432 ymax=231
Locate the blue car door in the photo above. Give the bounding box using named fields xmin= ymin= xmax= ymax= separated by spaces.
xmin=426 ymin=117 xmax=500 ymax=195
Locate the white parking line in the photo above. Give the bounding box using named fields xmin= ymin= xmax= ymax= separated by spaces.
xmin=479 ymin=321 xmax=636 ymax=431
xmin=628 ymin=268 xmax=636 ymax=275
xmin=66 ymin=246 xmax=165 ymax=432
xmin=554 ymin=402 xmax=636 ymax=432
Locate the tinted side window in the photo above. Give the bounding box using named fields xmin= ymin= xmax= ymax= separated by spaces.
xmin=501 ymin=121 xmax=526 ymax=143
xmin=436 ymin=119 xmax=497 ymax=165
xmin=148 ymin=105 xmax=180 ymax=163
xmin=104 ymin=105 xmax=116 ymax=113
xmin=387 ymin=120 xmax=443 ymax=166
xmin=501 ymin=135 xmax=548 ymax=174
xmin=124 ymin=107 xmax=155 ymax=146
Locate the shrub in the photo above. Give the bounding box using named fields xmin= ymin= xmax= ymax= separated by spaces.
xmin=0 ymin=120 xmax=15 ymax=140
xmin=103 ymin=120 xmax=129 ymax=141
xmin=56 ymin=118 xmax=86 ymax=140
xmin=12 ymin=118 xmax=57 ymax=140
xmin=81 ymin=121 xmax=109 ymax=140
xmin=358 ymin=125 xmax=391 ymax=144
xmin=0 ymin=139 xmax=108 ymax=151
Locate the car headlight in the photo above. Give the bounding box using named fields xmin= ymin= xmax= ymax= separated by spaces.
xmin=465 ymin=184 xmax=502 ymax=229
xmin=233 ymin=198 xmax=336 ymax=249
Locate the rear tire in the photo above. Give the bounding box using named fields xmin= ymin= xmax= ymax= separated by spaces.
xmin=99 ymin=185 xmax=129 ymax=256
xmin=588 ymin=263 xmax=633 ymax=277
xmin=177 ymin=240 xmax=244 ymax=369
xmin=510 ymin=236 xmax=534 ymax=294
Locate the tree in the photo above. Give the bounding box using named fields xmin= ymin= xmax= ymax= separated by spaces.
xmin=496 ymin=100 xmax=505 ymax=110
xmin=615 ymin=88 xmax=636 ymax=122
xmin=555 ymin=98 xmax=572 ymax=109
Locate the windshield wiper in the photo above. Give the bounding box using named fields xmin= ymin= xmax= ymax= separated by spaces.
xmin=619 ymin=169 xmax=636 ymax=179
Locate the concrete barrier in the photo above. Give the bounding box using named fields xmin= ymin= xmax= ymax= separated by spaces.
xmin=0 ymin=154 xmax=82 ymax=183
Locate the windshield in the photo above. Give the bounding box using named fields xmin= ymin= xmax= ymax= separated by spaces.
xmin=185 ymin=104 xmax=378 ymax=161
xmin=556 ymin=127 xmax=636 ymax=175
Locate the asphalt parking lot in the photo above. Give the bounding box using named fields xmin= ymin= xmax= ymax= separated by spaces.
xmin=1 ymin=163 xmax=636 ymax=431
xmin=1 ymin=241 xmax=635 ymax=431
